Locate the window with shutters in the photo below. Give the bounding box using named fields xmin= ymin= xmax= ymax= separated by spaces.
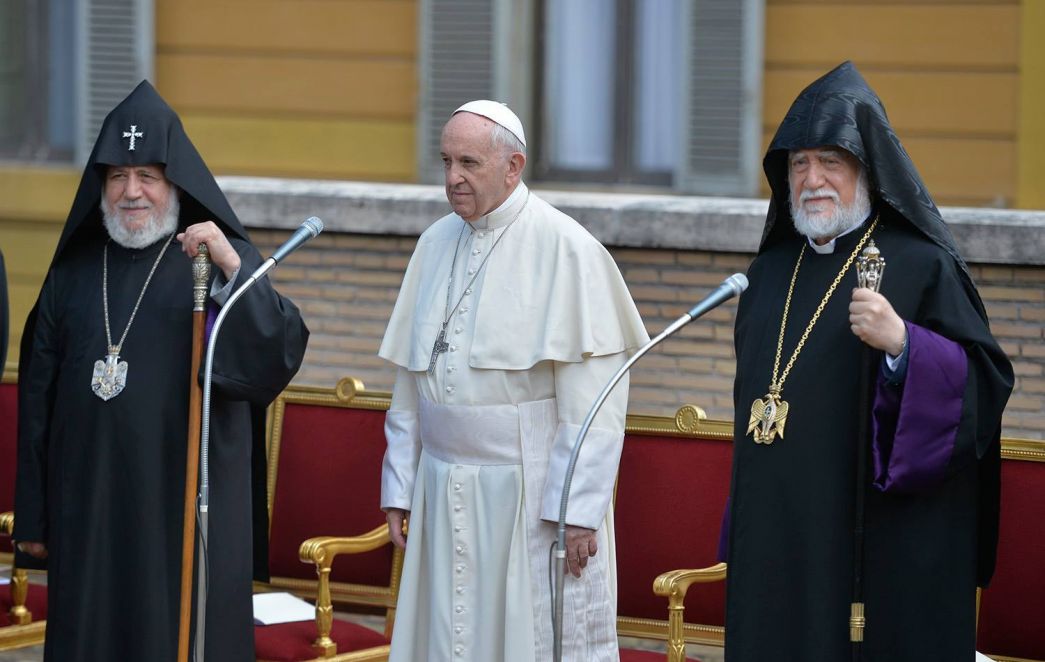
xmin=0 ymin=0 xmax=77 ymax=162
xmin=0 ymin=0 xmax=152 ymax=164
xmin=417 ymin=0 xmax=762 ymax=196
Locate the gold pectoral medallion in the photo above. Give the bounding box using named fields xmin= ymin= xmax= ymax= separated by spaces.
xmin=748 ymin=217 xmax=881 ymax=447
xmin=748 ymin=391 xmax=788 ymax=444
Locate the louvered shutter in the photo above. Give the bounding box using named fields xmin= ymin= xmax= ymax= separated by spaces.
xmin=675 ymin=0 xmax=763 ymax=196
xmin=75 ymin=0 xmax=154 ymax=164
xmin=417 ymin=0 xmax=498 ymax=184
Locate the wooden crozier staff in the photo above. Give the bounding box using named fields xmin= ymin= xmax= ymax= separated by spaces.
xmin=178 ymin=244 xmax=211 ymax=662
xmin=851 ymin=240 xmax=885 ymax=660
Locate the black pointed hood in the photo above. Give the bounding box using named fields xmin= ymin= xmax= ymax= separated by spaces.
xmin=51 ymin=80 xmax=249 ymax=264
xmin=761 ymin=62 xmax=969 ymax=281
xmin=21 ymin=80 xmax=250 ymax=381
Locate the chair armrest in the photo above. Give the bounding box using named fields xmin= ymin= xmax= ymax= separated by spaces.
xmin=653 ymin=562 xmax=727 ymax=601
xmin=296 ymin=524 xmax=393 ymax=658
xmin=0 ymin=511 xmax=12 ymax=536
xmin=298 ymin=524 xmax=391 ymax=569
xmin=652 ymin=562 xmax=727 ymax=662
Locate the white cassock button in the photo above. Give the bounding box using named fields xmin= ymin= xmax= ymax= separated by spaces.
xmin=454 ymin=526 xmax=462 ymax=532
xmin=478 ymin=232 xmax=486 ymax=238
xmin=449 ymin=344 xmax=458 ymax=352
xmin=445 ymin=385 xmax=455 ymax=394
xmin=456 ymin=565 xmax=464 ymax=574
xmin=455 ymin=605 xmax=464 ymax=614
xmin=472 ymin=248 xmax=481 ymax=255
xmin=454 ymin=626 xmax=463 ymax=634
xmin=455 ymin=327 xmax=463 ymax=334
xmin=454 ymin=483 xmax=462 ymax=491
xmin=455 ymin=545 xmax=464 ymax=554
xmin=447 ymin=366 xmax=456 ymax=373
xmin=460 ymin=306 xmax=469 ymax=313
xmin=467 ymin=267 xmax=476 ymax=275
xmin=454 ymin=505 xmax=462 ymax=512
xmin=455 ymin=646 xmax=463 ymax=655
xmin=456 ymin=585 xmax=464 ymax=594
xmin=464 ymin=288 xmax=472 ymax=295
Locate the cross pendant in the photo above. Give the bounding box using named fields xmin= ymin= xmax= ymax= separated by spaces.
xmin=427 ymin=326 xmax=450 ymax=375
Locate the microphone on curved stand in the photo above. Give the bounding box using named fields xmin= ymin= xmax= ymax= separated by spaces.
xmin=192 ymin=216 xmax=323 ymax=662
xmin=551 ymin=272 xmax=748 ymax=662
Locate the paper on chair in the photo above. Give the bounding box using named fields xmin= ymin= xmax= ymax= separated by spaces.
xmin=976 ymin=653 xmax=995 ymax=662
xmin=253 ymin=591 xmax=315 ymax=625
xmin=0 ymin=577 xmax=9 ymax=585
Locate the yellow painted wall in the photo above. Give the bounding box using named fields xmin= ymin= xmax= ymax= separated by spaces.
xmin=1018 ymin=0 xmax=1045 ymax=208
xmin=154 ymin=0 xmax=418 ymax=182
xmin=763 ymin=0 xmax=1020 ymax=207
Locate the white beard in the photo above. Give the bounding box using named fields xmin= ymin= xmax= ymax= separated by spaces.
xmin=790 ymin=171 xmax=871 ymax=242
xmin=101 ymin=191 xmax=180 ymax=249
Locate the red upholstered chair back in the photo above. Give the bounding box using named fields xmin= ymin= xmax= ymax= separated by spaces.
xmin=976 ymin=440 xmax=1045 ymax=662
xmin=265 ymin=378 xmax=394 ymax=597
xmin=0 ymin=377 xmax=18 ymax=555
xmin=615 ymin=405 xmax=732 ymax=643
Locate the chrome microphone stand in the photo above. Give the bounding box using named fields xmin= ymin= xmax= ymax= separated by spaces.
xmin=551 ymin=273 xmax=747 ymax=662
xmin=194 ymin=217 xmax=322 ymax=661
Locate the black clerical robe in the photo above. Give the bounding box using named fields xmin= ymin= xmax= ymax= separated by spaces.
xmin=14 ymin=234 xmax=307 ymax=662
xmin=726 ymin=220 xmax=1012 ymax=661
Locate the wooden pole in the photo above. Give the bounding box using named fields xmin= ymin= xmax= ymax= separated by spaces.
xmin=177 ymin=244 xmax=211 ymax=662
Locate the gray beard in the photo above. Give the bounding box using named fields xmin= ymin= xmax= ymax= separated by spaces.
xmin=790 ymin=176 xmax=871 ymax=242
xmin=101 ymin=194 xmax=180 ymax=249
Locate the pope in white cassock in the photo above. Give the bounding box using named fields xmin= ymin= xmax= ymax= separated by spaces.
xmin=379 ymin=101 xmax=649 ymax=661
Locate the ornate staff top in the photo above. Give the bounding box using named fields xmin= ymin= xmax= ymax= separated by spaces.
xmin=856 ymin=239 xmax=885 ymax=292
xmin=192 ymin=244 xmax=212 ymax=312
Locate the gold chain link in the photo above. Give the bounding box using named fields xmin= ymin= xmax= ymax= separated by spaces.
xmin=769 ymin=217 xmax=879 ymax=393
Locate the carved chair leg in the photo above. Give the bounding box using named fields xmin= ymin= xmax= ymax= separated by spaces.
xmin=9 ymin=567 xmax=32 ymax=625
xmin=313 ymin=565 xmax=337 ymax=657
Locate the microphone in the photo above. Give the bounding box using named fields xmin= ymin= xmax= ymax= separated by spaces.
xmin=192 ymin=214 xmax=322 ymax=662
xmin=686 ymin=272 xmax=748 ymax=319
xmin=271 ymin=216 xmax=324 ymax=264
xmin=249 ymin=216 xmax=324 ymax=282
xmin=551 ymin=272 xmax=749 ymax=662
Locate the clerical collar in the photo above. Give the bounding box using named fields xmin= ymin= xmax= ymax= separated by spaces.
xmin=806 ymin=214 xmax=872 ymax=254
xmin=470 ymin=182 xmax=526 ymax=231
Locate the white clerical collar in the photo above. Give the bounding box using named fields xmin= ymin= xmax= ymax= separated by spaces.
xmin=471 ymin=182 xmax=526 ymax=231
xmin=806 ymin=218 xmax=864 ymax=254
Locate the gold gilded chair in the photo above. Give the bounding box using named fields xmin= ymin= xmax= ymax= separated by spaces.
xmin=254 ymin=378 xmax=403 ymax=662
xmin=615 ymin=406 xmax=732 ymax=661
xmin=0 ymin=512 xmax=47 ymax=651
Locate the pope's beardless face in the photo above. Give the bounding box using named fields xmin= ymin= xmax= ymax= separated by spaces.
xmin=440 ymin=112 xmax=520 ymax=222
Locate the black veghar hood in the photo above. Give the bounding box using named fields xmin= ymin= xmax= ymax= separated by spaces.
xmin=21 ymin=80 xmax=250 ymax=376
xmin=50 ymin=79 xmax=249 ymax=265
xmin=760 ymin=61 xmax=978 ymax=304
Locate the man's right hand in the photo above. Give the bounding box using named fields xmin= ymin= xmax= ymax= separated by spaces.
xmin=16 ymin=541 xmax=48 ymax=559
xmin=385 ymin=508 xmax=409 ymax=549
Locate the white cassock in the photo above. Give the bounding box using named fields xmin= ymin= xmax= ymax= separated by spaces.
xmin=379 ymin=183 xmax=649 ymax=662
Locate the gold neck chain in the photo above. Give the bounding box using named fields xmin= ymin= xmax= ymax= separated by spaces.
xmin=748 ymin=217 xmax=879 ymax=443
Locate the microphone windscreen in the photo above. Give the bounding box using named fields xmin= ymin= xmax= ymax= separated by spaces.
xmin=303 ymin=216 xmax=324 ymax=236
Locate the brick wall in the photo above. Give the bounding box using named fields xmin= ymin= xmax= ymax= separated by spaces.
xmin=250 ymin=228 xmax=1045 ymax=441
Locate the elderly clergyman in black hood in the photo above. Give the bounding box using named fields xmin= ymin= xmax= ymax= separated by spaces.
xmin=725 ymin=62 xmax=1013 ymax=660
xmin=13 ymin=81 xmax=309 ymax=662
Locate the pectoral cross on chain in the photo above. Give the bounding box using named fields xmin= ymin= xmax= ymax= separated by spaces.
xmin=122 ymin=125 xmax=143 ymax=151
xmin=427 ymin=324 xmax=450 ymax=375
